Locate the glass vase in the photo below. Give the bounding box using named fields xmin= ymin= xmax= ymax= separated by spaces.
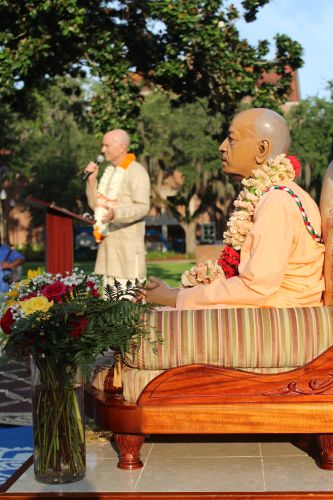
xmin=30 ymin=357 xmax=86 ymax=484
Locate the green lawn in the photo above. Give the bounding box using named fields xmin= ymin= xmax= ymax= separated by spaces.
xmin=147 ymin=260 xmax=193 ymax=287
xmin=22 ymin=260 xmax=194 ymax=287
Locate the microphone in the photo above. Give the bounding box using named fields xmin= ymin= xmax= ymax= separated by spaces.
xmin=81 ymin=154 xmax=104 ymax=181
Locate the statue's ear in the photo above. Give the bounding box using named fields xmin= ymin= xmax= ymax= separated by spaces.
xmin=255 ymin=139 xmax=270 ymax=165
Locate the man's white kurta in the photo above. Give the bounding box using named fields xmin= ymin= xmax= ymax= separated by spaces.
xmin=86 ymin=160 xmax=150 ymax=280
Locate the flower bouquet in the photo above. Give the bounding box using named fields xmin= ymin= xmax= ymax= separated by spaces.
xmin=180 ymin=259 xmax=225 ymax=287
xmin=180 ymin=247 xmax=241 ymax=288
xmin=0 ymin=268 xmax=155 ymax=484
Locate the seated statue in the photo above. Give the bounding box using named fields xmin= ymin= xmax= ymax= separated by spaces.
xmin=146 ymin=107 xmax=325 ymax=309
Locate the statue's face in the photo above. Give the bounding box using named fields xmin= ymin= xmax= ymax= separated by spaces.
xmin=219 ymin=112 xmax=261 ymax=181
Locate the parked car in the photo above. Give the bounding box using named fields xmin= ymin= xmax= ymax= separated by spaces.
xmin=145 ymin=228 xmax=185 ymax=253
xmin=145 ymin=229 xmax=172 ymax=252
xmin=74 ymin=226 xmax=98 ymax=260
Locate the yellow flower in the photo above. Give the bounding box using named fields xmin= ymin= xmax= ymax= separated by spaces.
xmin=19 ymin=279 xmax=31 ymax=287
xmin=6 ymin=300 xmax=17 ymax=308
xmin=20 ymin=296 xmax=53 ymax=316
xmin=6 ymin=288 xmax=19 ymax=299
xmin=27 ymin=268 xmax=43 ymax=280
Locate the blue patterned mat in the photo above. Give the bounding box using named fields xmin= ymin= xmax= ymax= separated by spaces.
xmin=0 ymin=425 xmax=33 ymax=486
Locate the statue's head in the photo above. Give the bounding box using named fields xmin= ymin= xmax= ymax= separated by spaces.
xmin=219 ymin=108 xmax=291 ymax=181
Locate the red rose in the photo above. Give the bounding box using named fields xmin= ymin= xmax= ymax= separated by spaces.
xmin=0 ymin=308 xmax=14 ymax=334
xmin=41 ymin=281 xmax=67 ymax=302
xmin=217 ymin=246 xmax=240 ymax=279
xmin=287 ymin=155 xmax=301 ymax=177
xmin=86 ymin=281 xmax=100 ymax=298
xmin=67 ymin=317 xmax=89 ymax=337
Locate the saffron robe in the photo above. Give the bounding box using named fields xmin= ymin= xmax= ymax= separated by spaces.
xmin=177 ymin=181 xmax=325 ymax=309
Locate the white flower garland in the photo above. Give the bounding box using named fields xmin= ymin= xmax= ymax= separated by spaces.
xmin=94 ymin=166 xmax=126 ymax=238
xmin=93 ymin=153 xmax=135 ymax=242
xmin=180 ymin=154 xmax=296 ymax=288
xmin=223 ymin=154 xmax=296 ymax=250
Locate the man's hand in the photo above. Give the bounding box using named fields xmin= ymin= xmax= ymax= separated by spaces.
xmin=145 ymin=276 xmax=180 ymax=307
xmin=1 ymin=258 xmax=25 ymax=270
xmin=101 ymin=207 xmax=115 ymax=223
xmin=1 ymin=262 xmax=12 ymax=270
xmin=83 ymin=161 xmax=99 ymax=184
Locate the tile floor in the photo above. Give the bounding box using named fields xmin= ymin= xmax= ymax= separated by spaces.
xmin=6 ymin=434 xmax=333 ymax=493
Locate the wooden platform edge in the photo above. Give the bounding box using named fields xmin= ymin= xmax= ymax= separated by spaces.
xmin=2 ymin=490 xmax=333 ymax=499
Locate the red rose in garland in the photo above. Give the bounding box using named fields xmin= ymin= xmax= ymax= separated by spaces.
xmin=41 ymin=281 xmax=67 ymax=302
xmin=286 ymin=155 xmax=301 ymax=177
xmin=67 ymin=317 xmax=89 ymax=337
xmin=217 ymin=246 xmax=240 ymax=279
xmin=0 ymin=307 xmax=14 ymax=334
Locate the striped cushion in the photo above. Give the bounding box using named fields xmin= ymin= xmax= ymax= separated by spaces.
xmin=124 ymin=307 xmax=333 ymax=370
xmin=122 ymin=367 xmax=164 ymax=402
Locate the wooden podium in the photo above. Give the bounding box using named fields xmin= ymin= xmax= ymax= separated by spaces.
xmin=26 ymin=196 xmax=93 ymax=275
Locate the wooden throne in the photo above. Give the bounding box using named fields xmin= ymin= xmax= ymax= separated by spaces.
xmin=85 ymin=161 xmax=333 ymax=472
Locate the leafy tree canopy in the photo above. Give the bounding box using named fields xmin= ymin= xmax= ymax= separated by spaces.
xmin=0 ymin=0 xmax=303 ymax=135
xmin=287 ymin=83 xmax=333 ymax=202
xmin=140 ymin=91 xmax=235 ymax=252
xmin=9 ymin=78 xmax=100 ymax=224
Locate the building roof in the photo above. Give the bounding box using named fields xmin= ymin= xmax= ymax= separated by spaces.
xmin=259 ymin=69 xmax=300 ymax=102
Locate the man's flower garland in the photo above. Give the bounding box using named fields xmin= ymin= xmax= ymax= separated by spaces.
xmin=93 ymin=153 xmax=136 ymax=243
xmin=181 ymin=154 xmax=312 ymax=287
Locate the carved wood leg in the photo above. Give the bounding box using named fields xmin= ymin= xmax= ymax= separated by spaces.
xmin=114 ymin=433 xmax=145 ymax=470
xmin=316 ymin=434 xmax=333 ymax=470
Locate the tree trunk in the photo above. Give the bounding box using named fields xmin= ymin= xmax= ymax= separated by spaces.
xmin=181 ymin=220 xmax=197 ymax=255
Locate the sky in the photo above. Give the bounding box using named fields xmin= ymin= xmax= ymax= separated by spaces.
xmin=232 ymin=0 xmax=333 ymax=99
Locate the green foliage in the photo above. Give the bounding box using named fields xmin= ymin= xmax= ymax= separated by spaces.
xmin=0 ymin=0 xmax=303 ymax=138
xmin=0 ymin=0 xmax=110 ymax=104
xmin=68 ymin=283 xmax=159 ymax=378
xmin=286 ymin=84 xmax=333 ymax=201
xmin=7 ymin=79 xmax=100 ymax=225
xmin=0 ymin=104 xmax=17 ymax=153
xmin=140 ymin=91 xmax=235 ymax=251
xmin=146 ymin=0 xmax=302 ymax=121
xmin=2 ymin=270 xmax=158 ymax=380
xmin=241 ymin=0 xmax=270 ymax=22
xmin=147 ymin=260 xmax=196 ymax=288
xmin=146 ymin=250 xmax=192 ymax=261
xmin=17 ymin=243 xmax=44 ymax=261
xmin=0 ymin=0 xmax=305 ymax=238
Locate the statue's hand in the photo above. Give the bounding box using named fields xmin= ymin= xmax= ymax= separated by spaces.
xmin=144 ymin=276 xmax=180 ymax=308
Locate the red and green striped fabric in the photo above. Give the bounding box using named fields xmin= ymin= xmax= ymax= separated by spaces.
xmin=115 ymin=306 xmax=333 ymax=401
xmin=125 ymin=307 xmax=333 ymax=371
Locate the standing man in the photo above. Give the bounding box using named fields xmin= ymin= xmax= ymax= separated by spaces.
xmin=84 ymin=129 xmax=150 ymax=289
xmin=0 ymin=241 xmax=25 ymax=297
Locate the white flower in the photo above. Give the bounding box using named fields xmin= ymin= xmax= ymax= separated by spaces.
xmin=223 ymin=154 xmax=296 ymax=252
